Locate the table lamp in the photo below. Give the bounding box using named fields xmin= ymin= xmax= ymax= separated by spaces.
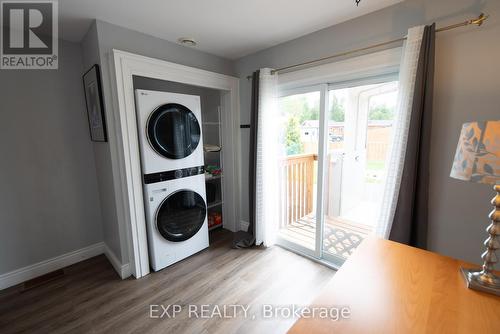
xmin=450 ymin=120 xmax=500 ymax=295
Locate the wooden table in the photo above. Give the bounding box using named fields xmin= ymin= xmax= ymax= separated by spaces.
xmin=288 ymin=237 xmax=500 ymax=333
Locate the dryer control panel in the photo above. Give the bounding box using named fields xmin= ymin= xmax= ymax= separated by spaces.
xmin=144 ymin=166 xmax=204 ymax=184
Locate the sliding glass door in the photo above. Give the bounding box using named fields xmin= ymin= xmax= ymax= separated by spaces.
xmin=277 ymin=87 xmax=323 ymax=258
xmin=322 ymin=80 xmax=398 ymax=266
xmin=276 ymin=78 xmax=398 ymax=267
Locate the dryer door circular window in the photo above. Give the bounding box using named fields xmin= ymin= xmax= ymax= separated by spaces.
xmin=147 ymin=103 xmax=201 ymax=159
xmin=156 ymin=190 xmax=207 ymax=242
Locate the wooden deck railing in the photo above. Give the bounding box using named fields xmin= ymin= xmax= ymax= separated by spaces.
xmin=279 ymin=144 xmax=388 ymax=227
xmin=279 ymin=153 xmax=317 ymax=227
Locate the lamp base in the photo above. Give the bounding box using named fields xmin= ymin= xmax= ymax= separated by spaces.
xmin=461 ymin=267 xmax=500 ymax=296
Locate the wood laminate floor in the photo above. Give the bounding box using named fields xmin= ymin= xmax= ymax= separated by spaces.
xmin=0 ymin=229 xmax=335 ymax=334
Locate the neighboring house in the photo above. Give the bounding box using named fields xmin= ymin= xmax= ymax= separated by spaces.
xmin=301 ymin=120 xmax=346 ymax=142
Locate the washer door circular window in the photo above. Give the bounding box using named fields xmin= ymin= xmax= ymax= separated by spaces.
xmin=147 ymin=103 xmax=201 ymax=159
xmin=156 ymin=190 xmax=207 ymax=242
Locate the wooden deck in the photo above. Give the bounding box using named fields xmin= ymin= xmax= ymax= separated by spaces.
xmin=279 ymin=153 xmax=374 ymax=260
xmin=279 ymin=215 xmax=372 ymax=259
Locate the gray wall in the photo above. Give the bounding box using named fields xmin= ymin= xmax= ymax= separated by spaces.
xmin=0 ymin=40 xmax=103 ymax=274
xmin=81 ymin=20 xmax=236 ymax=264
xmin=80 ymin=21 xmax=122 ymax=264
xmin=235 ymin=0 xmax=500 ymax=264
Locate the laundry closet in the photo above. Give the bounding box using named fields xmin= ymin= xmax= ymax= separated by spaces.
xmin=133 ymin=76 xmax=226 ymax=271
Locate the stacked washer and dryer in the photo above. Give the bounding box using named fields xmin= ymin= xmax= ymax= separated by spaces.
xmin=135 ymin=89 xmax=209 ymax=271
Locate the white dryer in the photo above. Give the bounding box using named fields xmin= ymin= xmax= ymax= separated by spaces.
xmin=143 ymin=172 xmax=209 ymax=271
xmin=135 ymin=89 xmax=204 ymax=174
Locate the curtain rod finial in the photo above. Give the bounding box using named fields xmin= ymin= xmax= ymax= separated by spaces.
xmin=471 ymin=13 xmax=488 ymax=26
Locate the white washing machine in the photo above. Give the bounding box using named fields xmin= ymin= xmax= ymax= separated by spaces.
xmin=135 ymin=89 xmax=204 ymax=174
xmin=143 ymin=172 xmax=209 ymax=271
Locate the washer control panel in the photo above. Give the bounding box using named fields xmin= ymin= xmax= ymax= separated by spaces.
xmin=144 ymin=166 xmax=204 ymax=184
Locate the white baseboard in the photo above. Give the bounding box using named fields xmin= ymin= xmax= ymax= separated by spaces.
xmin=104 ymin=244 xmax=131 ymax=279
xmin=240 ymin=220 xmax=250 ymax=232
xmin=0 ymin=242 xmax=134 ymax=290
xmin=0 ymin=242 xmax=105 ymax=290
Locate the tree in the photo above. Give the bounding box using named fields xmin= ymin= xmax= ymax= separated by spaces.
xmin=369 ymin=104 xmax=394 ymax=120
xmin=285 ymin=116 xmax=303 ymax=155
xmin=329 ymin=95 xmax=345 ymax=122
xmin=281 ymin=95 xmax=319 ymax=123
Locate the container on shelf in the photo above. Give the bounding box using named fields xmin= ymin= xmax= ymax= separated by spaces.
xmin=205 ymin=165 xmax=222 ymax=176
xmin=208 ymin=212 xmax=222 ymax=229
xmin=204 ymin=144 xmax=221 ymax=152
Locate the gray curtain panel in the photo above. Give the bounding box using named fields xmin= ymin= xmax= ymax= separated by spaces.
xmin=248 ymin=70 xmax=260 ymax=237
xmin=233 ymin=70 xmax=259 ymax=248
xmin=389 ymin=23 xmax=436 ymax=249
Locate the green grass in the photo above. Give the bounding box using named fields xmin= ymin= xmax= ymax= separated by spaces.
xmin=365 ymin=160 xmax=386 ymax=184
xmin=366 ymin=161 xmax=385 ymax=171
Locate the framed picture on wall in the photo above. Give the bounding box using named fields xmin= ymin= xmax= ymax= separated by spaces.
xmin=83 ymin=64 xmax=107 ymax=142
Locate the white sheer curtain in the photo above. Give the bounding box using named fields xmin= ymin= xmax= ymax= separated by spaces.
xmin=375 ymin=26 xmax=426 ymax=239
xmin=254 ymin=68 xmax=281 ymax=246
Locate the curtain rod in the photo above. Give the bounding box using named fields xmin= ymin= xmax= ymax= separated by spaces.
xmin=246 ymin=13 xmax=488 ymax=79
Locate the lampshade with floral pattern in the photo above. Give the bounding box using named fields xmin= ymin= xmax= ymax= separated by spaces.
xmin=450 ymin=120 xmax=500 ymax=184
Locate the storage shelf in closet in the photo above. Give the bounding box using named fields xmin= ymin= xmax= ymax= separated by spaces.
xmin=207 ymin=201 xmax=223 ymax=209
xmin=205 ymin=174 xmax=223 ymax=181
xmin=208 ymin=223 xmax=223 ymax=231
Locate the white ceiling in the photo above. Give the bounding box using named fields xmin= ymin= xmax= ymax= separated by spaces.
xmin=60 ymin=0 xmax=403 ymax=60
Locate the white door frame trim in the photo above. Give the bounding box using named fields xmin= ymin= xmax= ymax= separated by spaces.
xmin=109 ymin=49 xmax=241 ymax=278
